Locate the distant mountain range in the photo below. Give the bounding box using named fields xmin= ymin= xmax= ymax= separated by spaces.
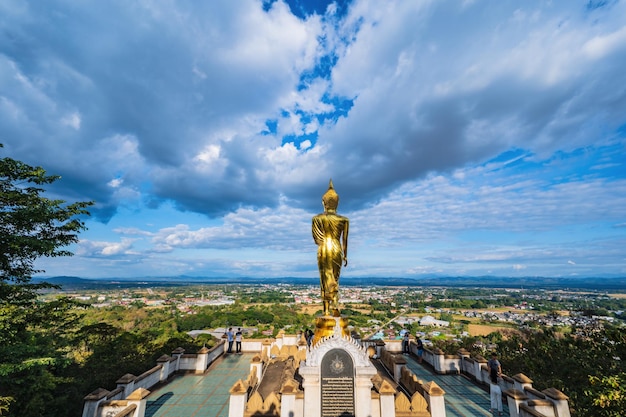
xmin=32 ymin=275 xmax=626 ymax=290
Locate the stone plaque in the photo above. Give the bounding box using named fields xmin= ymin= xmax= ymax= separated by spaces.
xmin=321 ymin=348 xmax=355 ymax=417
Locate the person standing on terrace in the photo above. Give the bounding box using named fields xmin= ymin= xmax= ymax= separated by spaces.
xmin=226 ymin=328 xmax=234 ymax=353
xmin=488 ymin=352 xmax=503 ymax=415
xmin=415 ymin=336 xmax=425 ymax=363
xmin=235 ymin=328 xmax=243 ymax=353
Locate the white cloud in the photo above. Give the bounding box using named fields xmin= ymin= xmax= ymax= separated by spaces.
xmin=61 ymin=112 xmax=81 ymax=130
xmin=583 ymin=25 xmax=626 ymax=60
xmin=77 ymin=238 xmax=135 ymax=257
xmin=108 ymin=178 xmax=123 ymax=188
xmin=112 ymin=228 xmax=154 ymax=237
xmin=151 ymin=200 xmax=312 ymax=252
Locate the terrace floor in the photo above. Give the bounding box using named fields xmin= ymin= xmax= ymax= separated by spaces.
xmin=403 ymin=355 xmax=509 ymax=417
xmin=145 ymin=353 xmax=253 ymax=417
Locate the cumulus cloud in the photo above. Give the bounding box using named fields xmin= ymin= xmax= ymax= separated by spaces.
xmin=2 ymin=0 xmax=624 ymax=219
xmin=4 ymin=1 xmax=626 ymax=278
xmin=90 ymin=144 xmax=624 ymax=277
xmin=320 ymin=1 xmax=626 ymax=207
xmin=76 ymin=238 xmax=136 ymax=257
xmin=151 ymin=200 xmax=312 ymax=252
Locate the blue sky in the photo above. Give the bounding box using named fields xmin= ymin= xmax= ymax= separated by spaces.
xmin=1 ymin=0 xmax=625 ymax=279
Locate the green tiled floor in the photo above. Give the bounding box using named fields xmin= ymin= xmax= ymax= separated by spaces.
xmin=145 ymin=354 xmax=253 ymax=417
xmin=403 ymin=356 xmax=509 ymax=417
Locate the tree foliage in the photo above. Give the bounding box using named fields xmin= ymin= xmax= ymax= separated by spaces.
xmin=0 ymin=146 xmax=92 ymax=284
xmin=585 ymin=373 xmax=626 ymax=417
xmin=0 ymin=146 xmax=93 ymax=416
xmin=497 ymin=325 xmax=626 ymax=417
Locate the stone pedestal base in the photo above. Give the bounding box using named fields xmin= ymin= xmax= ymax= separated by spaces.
xmin=313 ymin=316 xmax=349 ymax=346
xmin=301 ymin=317 xmax=377 ymax=417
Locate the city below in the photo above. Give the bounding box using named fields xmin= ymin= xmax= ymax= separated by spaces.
xmin=36 ymin=275 xmax=625 ymax=344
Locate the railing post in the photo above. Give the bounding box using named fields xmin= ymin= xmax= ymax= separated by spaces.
xmin=502 ymin=389 xmax=527 ymax=417
xmin=475 ymin=355 xmax=488 ymax=383
xmin=157 ymin=355 xmax=170 ymax=382
xmin=422 ymin=381 xmax=446 ymax=417
xmin=432 ymin=348 xmax=445 ymax=374
xmin=126 ymin=388 xmax=150 ymax=417
xmin=393 ymin=355 xmax=406 ymax=383
xmin=251 ymin=355 xmax=263 ymax=381
xmin=196 ymin=346 xmax=209 ymax=373
xmin=116 ymin=374 xmax=136 ymax=398
xmin=280 ymin=387 xmax=297 ymax=417
xmin=228 ymin=381 xmax=247 ymax=417
xmin=457 ymin=348 xmax=470 ymax=377
xmin=544 ymin=388 xmax=571 ymax=417
xmin=512 ymin=373 xmax=533 ymax=392
xmin=378 ymin=380 xmax=396 ymax=417
xmin=81 ymin=388 xmax=109 ymax=417
xmin=171 ymin=347 xmax=185 ymax=372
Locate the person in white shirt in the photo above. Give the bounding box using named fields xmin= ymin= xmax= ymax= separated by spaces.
xmin=488 ymin=353 xmax=503 ymax=415
xmin=402 ymin=331 xmax=410 ymax=354
xmin=235 ymin=328 xmax=243 ymax=353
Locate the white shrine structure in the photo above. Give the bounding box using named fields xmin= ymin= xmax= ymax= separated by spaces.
xmin=82 ymin=317 xmax=572 ymax=417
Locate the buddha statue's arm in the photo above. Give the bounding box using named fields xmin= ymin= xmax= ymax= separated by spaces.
xmin=312 ymin=217 xmax=324 ymax=245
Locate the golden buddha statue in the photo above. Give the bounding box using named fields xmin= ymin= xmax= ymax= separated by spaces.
xmin=312 ymin=179 xmax=349 ymax=317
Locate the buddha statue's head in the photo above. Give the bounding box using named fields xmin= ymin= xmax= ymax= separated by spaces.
xmin=322 ymin=179 xmax=339 ymax=212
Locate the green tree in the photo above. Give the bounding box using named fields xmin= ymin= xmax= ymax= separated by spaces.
xmin=585 ymin=373 xmax=626 ymax=417
xmin=0 ymin=147 xmax=92 ymax=283
xmin=0 ymin=145 xmax=93 ymax=416
xmin=497 ymin=325 xmax=626 ymax=417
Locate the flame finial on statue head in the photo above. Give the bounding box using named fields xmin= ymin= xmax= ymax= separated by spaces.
xmin=322 ymin=179 xmax=339 ymax=211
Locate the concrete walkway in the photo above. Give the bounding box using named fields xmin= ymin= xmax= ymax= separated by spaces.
xmin=145 ymin=353 xmax=253 ymax=417
xmin=403 ymin=355 xmax=509 ymax=417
